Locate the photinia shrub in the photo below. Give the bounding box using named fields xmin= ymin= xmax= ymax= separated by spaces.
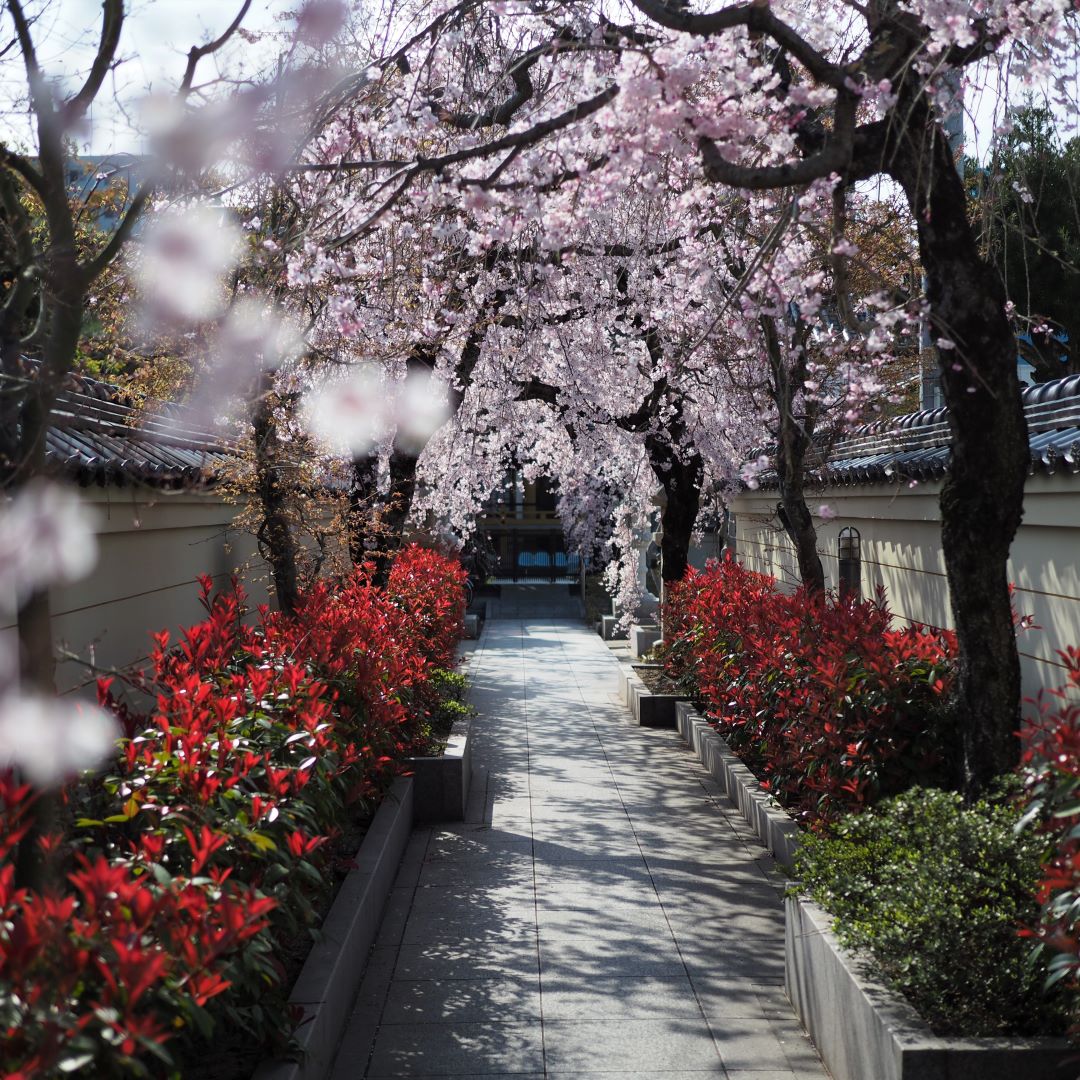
xmin=795 ymin=785 xmax=1063 ymax=1037
xmin=0 ymin=545 xmax=466 ymax=1077
xmin=1018 ymin=646 xmax=1080 ymax=1028
xmin=659 ymin=555 xmax=956 ymax=825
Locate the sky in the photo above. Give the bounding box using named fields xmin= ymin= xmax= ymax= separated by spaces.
xmin=1 ymin=0 xmax=290 ymax=154
xmin=2 ymin=1 xmax=1077 ymax=159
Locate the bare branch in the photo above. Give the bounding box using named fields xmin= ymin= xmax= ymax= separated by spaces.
xmin=0 ymin=167 xmax=38 ymax=331
xmin=64 ymin=0 xmax=123 ymax=123
xmin=0 ymin=144 xmax=45 ymax=199
xmin=5 ymin=0 xmax=40 ymax=84
xmin=180 ymin=0 xmax=252 ymax=93
xmin=85 ymin=179 xmax=155 ymax=283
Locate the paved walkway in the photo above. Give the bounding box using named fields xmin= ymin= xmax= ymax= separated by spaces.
xmin=330 ymin=619 xmax=829 ymax=1079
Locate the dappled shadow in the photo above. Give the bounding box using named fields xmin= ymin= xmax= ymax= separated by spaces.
xmin=329 ymin=616 xmax=815 ymax=1079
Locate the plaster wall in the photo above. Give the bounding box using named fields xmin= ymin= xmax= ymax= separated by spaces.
xmin=1 ymin=489 xmax=271 ymax=698
xmin=731 ymin=473 xmax=1080 ymax=700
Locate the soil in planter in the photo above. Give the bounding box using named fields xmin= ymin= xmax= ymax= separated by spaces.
xmin=633 ymin=664 xmax=685 ymax=696
xmin=177 ymin=806 xmax=374 ymax=1080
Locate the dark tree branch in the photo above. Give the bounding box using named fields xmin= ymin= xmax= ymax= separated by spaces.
xmin=64 ymin=0 xmax=123 ymax=123
xmin=437 ymin=49 xmax=540 ymax=129
xmin=0 ymin=144 xmax=45 ymax=200
xmin=630 ymin=0 xmax=847 ymax=89
xmin=85 ymin=179 xmax=154 ymax=282
xmin=326 ymin=84 xmax=619 ymax=248
xmin=5 ymin=0 xmax=40 ymax=84
xmin=180 ymin=0 xmax=252 ymax=93
xmin=698 ymin=118 xmax=887 ymax=189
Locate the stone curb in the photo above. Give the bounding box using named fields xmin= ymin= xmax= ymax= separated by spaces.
xmin=617 ymin=666 xmax=691 ymax=729
xmin=406 ymin=717 xmax=471 ymax=822
xmin=786 ymin=896 xmax=1076 ymax=1080
xmin=253 ymin=776 xmax=414 ymax=1080
xmin=674 ymin=701 xmax=800 ymax=868
xmin=629 ymin=624 xmax=661 ymax=658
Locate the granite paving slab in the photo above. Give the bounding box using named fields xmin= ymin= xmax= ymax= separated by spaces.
xmin=329 ymin=619 xmax=828 ymax=1079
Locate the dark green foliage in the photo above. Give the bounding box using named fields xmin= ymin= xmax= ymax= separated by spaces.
xmin=973 ymin=106 xmax=1080 ymax=382
xmin=794 ymin=785 xmax=1065 ymax=1037
xmin=422 ymin=668 xmax=473 ymax=750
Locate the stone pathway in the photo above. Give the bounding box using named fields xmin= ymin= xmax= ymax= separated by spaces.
xmin=330 ymin=619 xmax=830 ymax=1079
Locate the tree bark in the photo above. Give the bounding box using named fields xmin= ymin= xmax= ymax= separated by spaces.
xmin=761 ymin=315 xmax=826 ymax=593
xmin=890 ymin=104 xmax=1028 ymax=789
xmin=372 ymin=448 xmax=419 ymax=583
xmin=775 ymin=409 xmax=825 ymax=594
xmin=346 ymin=453 xmax=379 ymax=566
xmin=251 ymin=382 xmax=300 ymax=614
xmin=645 ymin=434 xmax=703 ymax=584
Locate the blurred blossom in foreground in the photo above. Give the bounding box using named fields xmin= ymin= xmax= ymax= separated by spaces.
xmin=303 ymin=367 xmax=449 ymax=457
xmin=295 ymin=0 xmax=348 ymax=45
xmin=217 ymin=299 xmax=303 ymax=374
xmin=395 ymin=370 xmax=452 ymax=454
xmin=818 ymin=504 xmax=838 ymax=522
xmin=739 ymin=454 xmax=771 ymax=491
xmin=0 ymin=482 xmax=98 ymax=609
xmin=172 ymin=299 xmax=306 ymax=432
xmin=136 ymin=204 xmax=244 ymax=325
xmin=0 ymin=695 xmax=119 ymax=786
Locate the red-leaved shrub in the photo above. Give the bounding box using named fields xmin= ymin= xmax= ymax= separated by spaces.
xmin=0 ymin=545 xmax=466 ymax=1077
xmin=660 ymin=555 xmax=956 ymax=825
xmin=1019 ymin=647 xmax=1080 ymax=1018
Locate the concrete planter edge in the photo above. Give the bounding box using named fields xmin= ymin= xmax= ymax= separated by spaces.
xmin=405 ymin=717 xmax=471 ymax=823
xmin=668 ymin=700 xmax=1076 ymax=1080
xmin=252 ymin=775 xmax=414 ymax=1080
xmin=786 ymin=896 xmax=1076 ymax=1080
xmin=674 ymin=701 xmax=799 ymax=867
xmin=618 ymin=668 xmax=687 ymax=729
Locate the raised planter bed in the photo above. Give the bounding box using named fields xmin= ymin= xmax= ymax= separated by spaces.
xmin=668 ymin=701 xmax=1078 ymax=1080
xmin=674 ymin=701 xmax=800 ymax=867
xmin=786 ymin=897 xmax=1076 ymax=1080
xmin=617 ymin=666 xmax=683 ymax=728
xmin=253 ymin=776 xmax=414 ymax=1080
xmin=406 ymin=716 xmax=472 ymax=822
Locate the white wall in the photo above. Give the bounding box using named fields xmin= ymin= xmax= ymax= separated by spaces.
xmin=731 ymin=474 xmax=1080 ymax=701
xmin=1 ymin=489 xmax=272 ymax=698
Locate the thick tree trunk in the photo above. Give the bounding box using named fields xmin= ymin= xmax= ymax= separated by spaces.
xmin=372 ymin=449 xmax=419 ymax=584
xmin=778 ymin=482 xmax=824 ymax=594
xmin=347 ymin=454 xmax=379 ymax=567
xmin=646 ymin=435 xmax=703 ymax=584
xmin=891 ymin=108 xmax=1028 ymax=789
xmin=762 ymin=316 xmax=826 ymax=594
xmin=251 ymin=384 xmax=300 ymax=615
xmin=776 ymin=415 xmax=825 ymax=594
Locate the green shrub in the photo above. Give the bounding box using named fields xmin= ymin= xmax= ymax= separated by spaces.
xmin=422 ymin=668 xmax=473 ymax=749
xmin=794 ymin=785 xmax=1065 ymax=1037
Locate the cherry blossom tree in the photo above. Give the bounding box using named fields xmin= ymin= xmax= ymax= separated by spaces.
xmin=296 ymin=0 xmax=1078 ymax=787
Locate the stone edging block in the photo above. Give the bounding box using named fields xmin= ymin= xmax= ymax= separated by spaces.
xmin=407 ymin=718 xmax=471 ymax=822
xmin=786 ymin=896 xmax=1075 ymax=1080
xmin=252 ymin=776 xmax=414 ymax=1080
xmin=674 ymin=701 xmax=799 ymax=868
xmin=630 ymin=624 xmax=661 ymax=658
xmin=618 ymin=668 xmax=680 ymax=728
